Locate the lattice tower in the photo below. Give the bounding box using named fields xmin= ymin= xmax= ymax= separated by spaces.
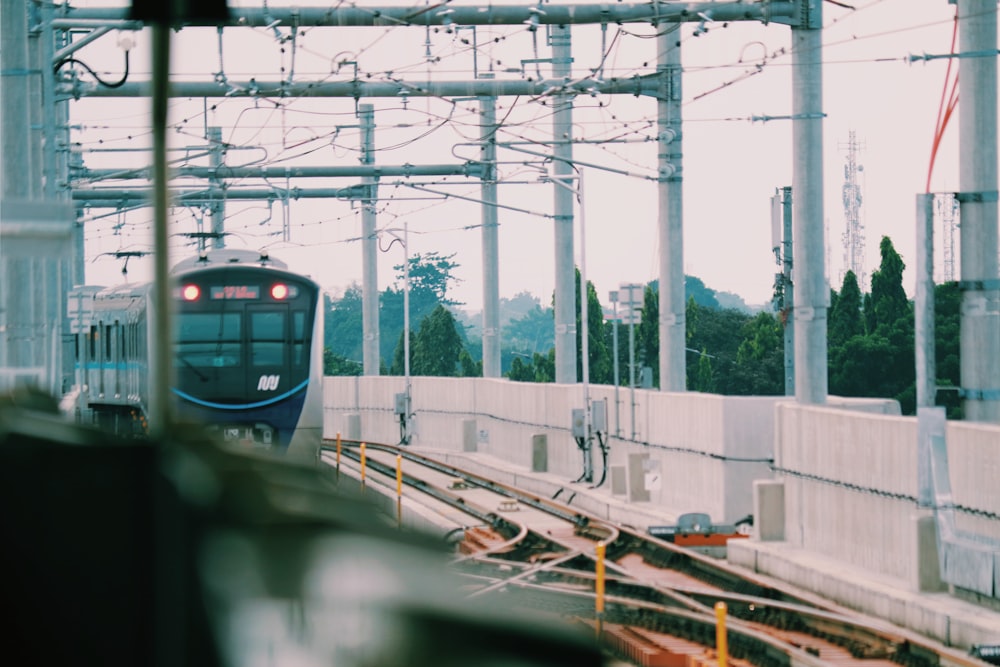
xmin=840 ymin=131 xmax=867 ymax=291
xmin=935 ymin=193 xmax=959 ymax=283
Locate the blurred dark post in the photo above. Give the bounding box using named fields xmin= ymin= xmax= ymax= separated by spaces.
xmin=125 ymin=0 xmax=231 ymax=440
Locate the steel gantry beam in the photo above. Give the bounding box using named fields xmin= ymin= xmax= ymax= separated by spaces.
xmin=45 ymin=0 xmax=802 ymax=394
xmin=51 ymin=3 xmax=796 ymax=29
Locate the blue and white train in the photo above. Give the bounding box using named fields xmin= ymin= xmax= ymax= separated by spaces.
xmin=66 ymin=249 xmax=324 ymax=459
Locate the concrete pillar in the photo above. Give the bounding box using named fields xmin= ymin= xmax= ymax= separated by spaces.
xmin=531 ymin=434 xmax=547 ymax=473
xmin=462 ymin=419 xmax=477 ymax=452
xmin=791 ymin=5 xmax=828 ymax=405
xmin=551 ymin=25 xmax=577 ymax=384
xmin=657 ymin=24 xmax=685 ymax=392
xmin=627 ymin=452 xmax=649 ymax=502
xmin=345 ymin=413 xmax=361 ymax=440
xmin=957 ymin=0 xmax=1000 ymax=422
xmin=910 ymin=511 xmax=946 ymax=593
xmin=752 ymin=480 xmax=785 ymax=542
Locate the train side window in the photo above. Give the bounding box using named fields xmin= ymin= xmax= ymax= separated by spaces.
xmin=251 ymin=311 xmax=285 ymax=367
xmin=292 ymin=311 xmax=307 ymax=366
xmin=105 ymin=324 xmax=112 ymax=360
xmin=89 ymin=325 xmax=97 ymax=360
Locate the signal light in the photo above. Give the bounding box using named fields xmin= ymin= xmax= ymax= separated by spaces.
xmin=271 ymin=283 xmax=289 ymax=300
xmin=182 ymin=284 xmax=201 ymax=301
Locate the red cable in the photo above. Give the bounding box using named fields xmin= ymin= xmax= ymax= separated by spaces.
xmin=926 ymin=11 xmax=960 ymax=193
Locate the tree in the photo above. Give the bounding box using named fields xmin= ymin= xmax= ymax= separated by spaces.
xmin=934 ymin=281 xmax=962 ymax=418
xmin=636 ymin=283 xmax=659 ymax=388
xmin=323 ymin=349 xmax=363 ymax=376
xmin=324 ymin=285 xmax=364 ymax=364
xmin=575 ymin=268 xmax=612 ymax=385
xmin=732 ymin=311 xmax=784 ymax=395
xmin=411 ymin=305 xmax=464 ymax=376
xmin=829 ymin=270 xmax=864 ymax=349
xmin=382 ymin=252 xmax=464 ymax=368
xmin=868 ymin=236 xmax=910 ymax=335
xmin=396 ymin=251 xmax=463 ymax=309
xmin=693 ymin=349 xmax=716 ymax=392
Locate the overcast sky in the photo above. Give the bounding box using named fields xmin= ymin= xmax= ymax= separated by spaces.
xmin=70 ymin=1 xmax=988 ymax=312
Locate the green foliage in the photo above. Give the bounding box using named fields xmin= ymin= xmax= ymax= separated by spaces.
xmin=868 ymin=236 xmax=911 ymax=335
xmin=505 ymin=349 xmax=555 ymax=383
xmin=575 ymin=268 xmax=612 ymax=385
xmin=323 ymin=349 xmax=363 ymax=376
xmin=395 ymin=251 xmax=463 ymax=308
xmin=411 ymin=305 xmax=465 ymax=376
xmin=693 ymin=349 xmax=716 ymax=392
xmin=829 ymin=270 xmax=864 ymax=348
xmin=388 ymin=329 xmax=414 ymax=376
xmin=934 ymin=282 xmax=962 ymax=418
xmin=323 ymin=286 xmax=364 ymax=364
xmin=635 ymin=284 xmax=658 ymax=387
xmin=829 ymin=238 xmax=916 ymax=414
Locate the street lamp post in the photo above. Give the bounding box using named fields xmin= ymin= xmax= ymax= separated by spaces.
xmin=609 ymin=290 xmax=621 ymax=438
xmin=385 ymin=222 xmax=412 ymax=445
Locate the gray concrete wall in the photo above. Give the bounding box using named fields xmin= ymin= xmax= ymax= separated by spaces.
xmin=324 ymin=377 xmax=784 ymax=524
xmin=324 ymin=378 xmax=1000 ymax=582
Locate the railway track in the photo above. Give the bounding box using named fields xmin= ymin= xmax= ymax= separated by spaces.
xmin=320 ymin=439 xmax=990 ymax=667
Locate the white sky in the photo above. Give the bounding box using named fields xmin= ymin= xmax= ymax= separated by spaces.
xmin=70 ymin=1 xmax=990 ymax=312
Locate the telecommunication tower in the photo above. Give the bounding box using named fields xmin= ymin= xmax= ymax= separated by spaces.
xmin=935 ymin=193 xmax=958 ymax=282
xmin=839 ymin=131 xmax=867 ymax=290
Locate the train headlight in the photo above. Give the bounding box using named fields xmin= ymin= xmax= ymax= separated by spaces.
xmin=270 ymin=283 xmax=297 ymax=300
xmin=182 ymin=284 xmax=201 ymax=301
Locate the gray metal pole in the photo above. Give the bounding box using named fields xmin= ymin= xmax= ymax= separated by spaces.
xmin=915 ymin=194 xmax=936 ymax=409
xmin=2 ymin=0 xmax=33 ymax=199
xmin=782 ymin=187 xmax=795 ymax=396
xmin=551 ymin=25 xmax=577 ymax=384
xmin=957 ymin=0 xmax=1000 ymax=422
xmin=657 ymin=24 xmax=685 ymax=392
xmin=208 ymin=127 xmax=226 ymax=248
xmin=610 ymin=292 xmax=620 ymax=438
xmin=359 ymin=104 xmax=381 ymax=376
xmin=628 ymin=292 xmax=636 ymax=439
xmin=480 ymin=92 xmax=501 ymax=378
xmin=791 ymin=7 xmax=828 ymax=405
xmin=149 ymin=24 xmax=174 ymax=437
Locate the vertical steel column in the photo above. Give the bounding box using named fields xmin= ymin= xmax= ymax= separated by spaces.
xmin=479 ymin=91 xmax=501 ymax=378
xmin=551 ymin=25 xmax=577 ymax=384
xmin=957 ymin=0 xmax=1000 ymax=422
xmin=915 ymin=194 xmax=936 ymax=409
xmin=791 ymin=4 xmax=828 ymax=404
xmin=359 ymin=104 xmax=381 ymax=376
xmin=148 ymin=24 xmax=174 ymax=437
xmin=208 ymin=127 xmax=226 ymax=248
xmin=781 ymin=187 xmax=794 ymax=396
xmin=1 ymin=0 xmax=33 ymax=199
xmin=657 ymin=25 xmax=684 ymax=392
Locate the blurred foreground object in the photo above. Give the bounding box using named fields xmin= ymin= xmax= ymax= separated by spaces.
xmin=0 ymin=393 xmax=604 ymax=667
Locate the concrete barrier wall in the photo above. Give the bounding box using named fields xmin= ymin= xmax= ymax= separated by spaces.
xmin=324 ymin=377 xmax=999 ymax=585
xmin=776 ymin=402 xmax=1000 ymax=584
xmin=946 ymin=420 xmax=1000 ymax=540
xmin=324 ymin=377 xmax=782 ymax=524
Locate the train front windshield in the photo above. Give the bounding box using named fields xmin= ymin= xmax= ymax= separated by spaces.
xmin=172 ymin=266 xmax=318 ymax=445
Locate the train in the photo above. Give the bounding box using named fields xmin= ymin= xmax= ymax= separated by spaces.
xmin=65 ymin=249 xmax=324 ymax=459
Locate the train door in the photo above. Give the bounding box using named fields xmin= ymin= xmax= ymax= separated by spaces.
xmin=247 ymin=305 xmax=290 ymax=404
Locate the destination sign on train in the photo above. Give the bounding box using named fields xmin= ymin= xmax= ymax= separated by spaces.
xmin=210 ymin=285 xmax=260 ymax=300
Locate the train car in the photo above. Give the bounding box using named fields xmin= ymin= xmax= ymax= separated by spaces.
xmin=66 ymin=249 xmax=324 ymax=459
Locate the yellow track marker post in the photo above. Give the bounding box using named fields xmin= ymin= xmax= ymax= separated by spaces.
xmin=715 ymin=601 xmax=728 ymax=667
xmin=360 ymin=442 xmax=366 ymax=492
xmin=335 ymin=432 xmax=342 ymax=479
xmin=396 ymin=454 xmax=403 ymax=528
